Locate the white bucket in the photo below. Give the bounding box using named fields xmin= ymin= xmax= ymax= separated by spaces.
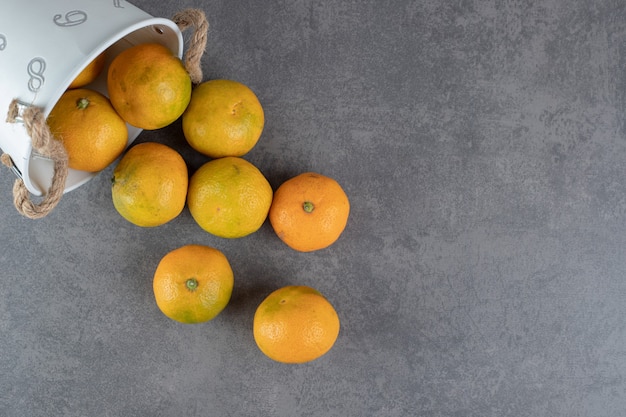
xmin=0 ymin=0 xmax=183 ymax=196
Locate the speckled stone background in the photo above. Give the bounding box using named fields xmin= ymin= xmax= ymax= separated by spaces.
xmin=2 ymin=1 xmax=626 ymax=416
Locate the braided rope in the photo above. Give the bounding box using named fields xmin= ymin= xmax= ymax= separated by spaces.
xmin=4 ymin=99 xmax=69 ymax=219
xmin=173 ymin=9 xmax=209 ymax=84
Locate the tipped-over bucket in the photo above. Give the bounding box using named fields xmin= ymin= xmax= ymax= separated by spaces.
xmin=0 ymin=0 xmax=183 ymax=197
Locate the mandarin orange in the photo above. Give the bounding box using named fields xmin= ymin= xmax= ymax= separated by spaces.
xmin=153 ymin=245 xmax=234 ymax=324
xmin=47 ymin=88 xmax=127 ymax=172
xmin=253 ymin=285 xmax=340 ymax=364
xmin=269 ymin=172 xmax=350 ymax=252
xmin=107 ymin=43 xmax=191 ymax=130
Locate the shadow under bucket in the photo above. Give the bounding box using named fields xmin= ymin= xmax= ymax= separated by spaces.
xmin=0 ymin=0 xmax=184 ymax=198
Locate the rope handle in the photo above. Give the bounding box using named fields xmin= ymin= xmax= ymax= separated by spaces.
xmin=173 ymin=9 xmax=209 ymax=84
xmin=3 ymin=100 xmax=69 ymax=219
xmin=1 ymin=9 xmax=209 ymax=219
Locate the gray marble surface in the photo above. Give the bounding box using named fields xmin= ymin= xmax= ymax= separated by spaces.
xmin=2 ymin=1 xmax=626 ymax=416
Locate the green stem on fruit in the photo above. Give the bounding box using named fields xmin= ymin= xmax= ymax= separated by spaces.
xmin=303 ymin=201 xmax=315 ymax=213
xmin=76 ymin=97 xmax=90 ymax=110
xmin=186 ymin=278 xmax=199 ymax=292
